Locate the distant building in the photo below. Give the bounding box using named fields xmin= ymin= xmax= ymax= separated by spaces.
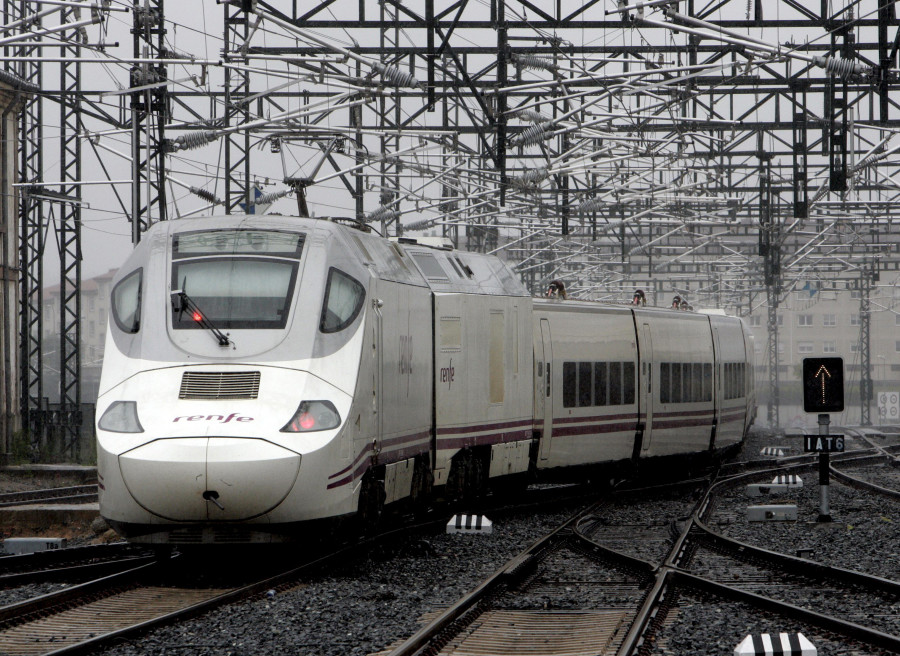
xmin=0 ymin=72 xmax=36 ymax=456
xmin=746 ymin=282 xmax=900 ymax=427
xmin=42 ymin=269 xmax=117 ymax=404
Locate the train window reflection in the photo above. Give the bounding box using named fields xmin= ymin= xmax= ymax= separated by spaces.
xmin=112 ymin=268 xmax=142 ymax=333
xmin=320 ymin=268 xmax=365 ymax=333
xmin=578 ymin=362 xmax=592 ymax=407
xmin=173 ymin=230 xmax=304 ymax=258
xmin=172 ymin=258 xmax=297 ymax=329
xmin=623 ymin=362 xmax=635 ymax=404
xmin=594 ymin=362 xmax=608 ymax=406
xmin=609 ymin=362 xmax=622 ymax=405
xmin=562 ymin=362 xmax=577 ymax=408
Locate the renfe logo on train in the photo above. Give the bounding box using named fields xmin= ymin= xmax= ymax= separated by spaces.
xmin=172 ymin=413 xmax=255 ymax=423
xmin=440 ymin=359 xmax=455 ymax=388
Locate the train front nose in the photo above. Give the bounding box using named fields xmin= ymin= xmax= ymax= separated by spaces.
xmin=118 ymin=438 xmax=300 ymax=521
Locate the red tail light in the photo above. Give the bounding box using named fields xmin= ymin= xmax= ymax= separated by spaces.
xmin=281 ymin=400 xmax=341 ymax=433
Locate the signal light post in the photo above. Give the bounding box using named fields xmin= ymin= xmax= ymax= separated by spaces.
xmin=802 ymin=357 xmax=845 ymax=522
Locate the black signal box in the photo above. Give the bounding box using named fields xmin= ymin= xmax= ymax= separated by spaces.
xmin=802 ymin=357 xmax=844 ymax=413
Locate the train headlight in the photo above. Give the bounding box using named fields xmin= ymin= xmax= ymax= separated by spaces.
xmin=280 ymin=400 xmax=341 ymax=433
xmin=98 ymin=401 xmax=144 ymax=433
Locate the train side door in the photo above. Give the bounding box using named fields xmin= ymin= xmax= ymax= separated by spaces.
xmin=640 ymin=323 xmax=654 ymax=452
xmin=538 ymin=318 xmax=553 ymax=460
xmin=372 ymin=282 xmax=385 ymax=454
xmin=710 ymin=323 xmax=722 ymax=448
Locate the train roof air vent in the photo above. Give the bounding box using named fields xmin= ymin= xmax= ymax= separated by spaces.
xmin=179 ymin=371 xmax=261 ymax=400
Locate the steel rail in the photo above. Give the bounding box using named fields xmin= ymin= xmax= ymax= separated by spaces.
xmin=830 ymin=462 xmax=900 ymax=500
xmin=0 ymin=543 xmax=143 ymax=575
xmin=606 ymin=460 xmax=900 ymax=655
xmin=672 ymin=570 xmax=900 ymax=654
xmin=0 ymin=485 xmax=98 ymax=507
xmin=0 ymin=556 xmax=155 ymax=588
xmin=384 ymin=503 xmax=602 ymax=656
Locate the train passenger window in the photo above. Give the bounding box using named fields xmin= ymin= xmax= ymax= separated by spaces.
xmin=703 ymin=363 xmax=712 ymax=402
xmin=537 ymin=362 xmax=543 ymax=377
xmin=578 ymin=362 xmax=592 ymax=407
xmin=440 ymin=317 xmax=462 ymax=352
xmin=623 ymin=362 xmax=635 ymax=404
xmin=692 ymin=363 xmax=702 ymax=402
xmin=111 ymin=269 xmax=142 ymax=333
xmin=594 ymin=362 xmax=608 ymax=406
xmin=563 ymin=362 xmax=577 ymax=408
xmin=320 ymin=268 xmax=366 ymax=333
xmin=489 ymin=312 xmax=504 ymax=403
xmin=660 ymin=363 xmax=670 ymax=404
xmin=512 ymin=307 xmax=519 ymax=375
xmin=609 ymin=362 xmax=622 ymax=405
xmin=671 ymin=363 xmax=682 ymax=403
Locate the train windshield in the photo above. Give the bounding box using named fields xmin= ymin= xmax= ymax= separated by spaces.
xmin=171 ymin=230 xmax=303 ymax=330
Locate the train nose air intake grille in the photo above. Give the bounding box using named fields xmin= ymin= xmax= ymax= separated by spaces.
xmin=179 ymin=371 xmax=261 ymax=400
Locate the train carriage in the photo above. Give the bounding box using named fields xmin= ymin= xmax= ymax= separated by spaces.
xmin=96 ymin=215 xmax=755 ymax=545
xmin=532 ymin=301 xmax=639 ymax=471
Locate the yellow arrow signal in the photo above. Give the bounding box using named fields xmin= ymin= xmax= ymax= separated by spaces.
xmin=814 ymin=365 xmax=832 ymax=403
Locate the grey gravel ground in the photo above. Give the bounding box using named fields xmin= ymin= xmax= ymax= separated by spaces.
xmin=839 ymin=462 xmax=900 ymax=490
xmin=4 ymin=428 xmax=900 ymax=655
xmin=651 ymin=590 xmax=896 ymax=656
xmin=96 ymin=506 xmax=581 ymax=656
xmin=0 ymin=581 xmax=72 ymax=607
xmin=710 ymin=434 xmax=900 ymax=582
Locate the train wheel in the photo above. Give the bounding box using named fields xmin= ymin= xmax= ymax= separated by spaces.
xmin=445 ymin=450 xmax=471 ymax=506
xmin=446 ymin=449 xmax=488 ymax=506
xmin=357 ymin=468 xmax=386 ymax=534
xmin=409 ymin=455 xmax=433 ymax=517
xmin=469 ymin=449 xmax=488 ymax=499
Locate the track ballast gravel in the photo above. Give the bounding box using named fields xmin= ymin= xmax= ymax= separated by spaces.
xmin=4 ymin=426 xmax=898 ymax=656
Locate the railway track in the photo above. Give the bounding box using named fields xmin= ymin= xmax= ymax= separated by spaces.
xmin=624 ymin=465 xmax=900 ymax=655
xmin=0 ymin=480 xmax=616 ymax=656
xmin=0 ymin=543 xmax=155 ymax=592
xmin=380 ymin=461 xmax=900 ymax=656
xmin=0 ymin=542 xmax=358 ymax=656
xmin=0 ymin=486 xmax=98 ymax=508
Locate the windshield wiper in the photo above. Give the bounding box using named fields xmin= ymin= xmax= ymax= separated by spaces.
xmin=171 ymin=288 xmax=230 ymax=347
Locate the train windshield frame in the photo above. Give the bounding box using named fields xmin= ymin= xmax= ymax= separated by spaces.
xmin=170 ymin=230 xmax=304 ymax=330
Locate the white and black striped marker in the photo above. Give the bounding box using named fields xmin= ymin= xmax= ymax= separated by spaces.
xmin=734 ymin=632 xmax=816 ymax=655
xmin=772 ymin=474 xmax=803 ymax=487
xmin=446 ymin=514 xmax=493 ymax=535
xmin=760 ymin=447 xmax=786 ymax=457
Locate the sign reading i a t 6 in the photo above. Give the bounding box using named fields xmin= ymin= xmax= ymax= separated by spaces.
xmin=802 ymin=357 xmax=844 ymax=413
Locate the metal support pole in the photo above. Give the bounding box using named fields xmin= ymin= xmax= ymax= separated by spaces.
xmin=817 ymin=413 xmax=831 ymax=522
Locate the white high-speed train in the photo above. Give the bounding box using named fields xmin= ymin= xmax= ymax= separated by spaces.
xmin=96 ymin=215 xmax=756 ymax=545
